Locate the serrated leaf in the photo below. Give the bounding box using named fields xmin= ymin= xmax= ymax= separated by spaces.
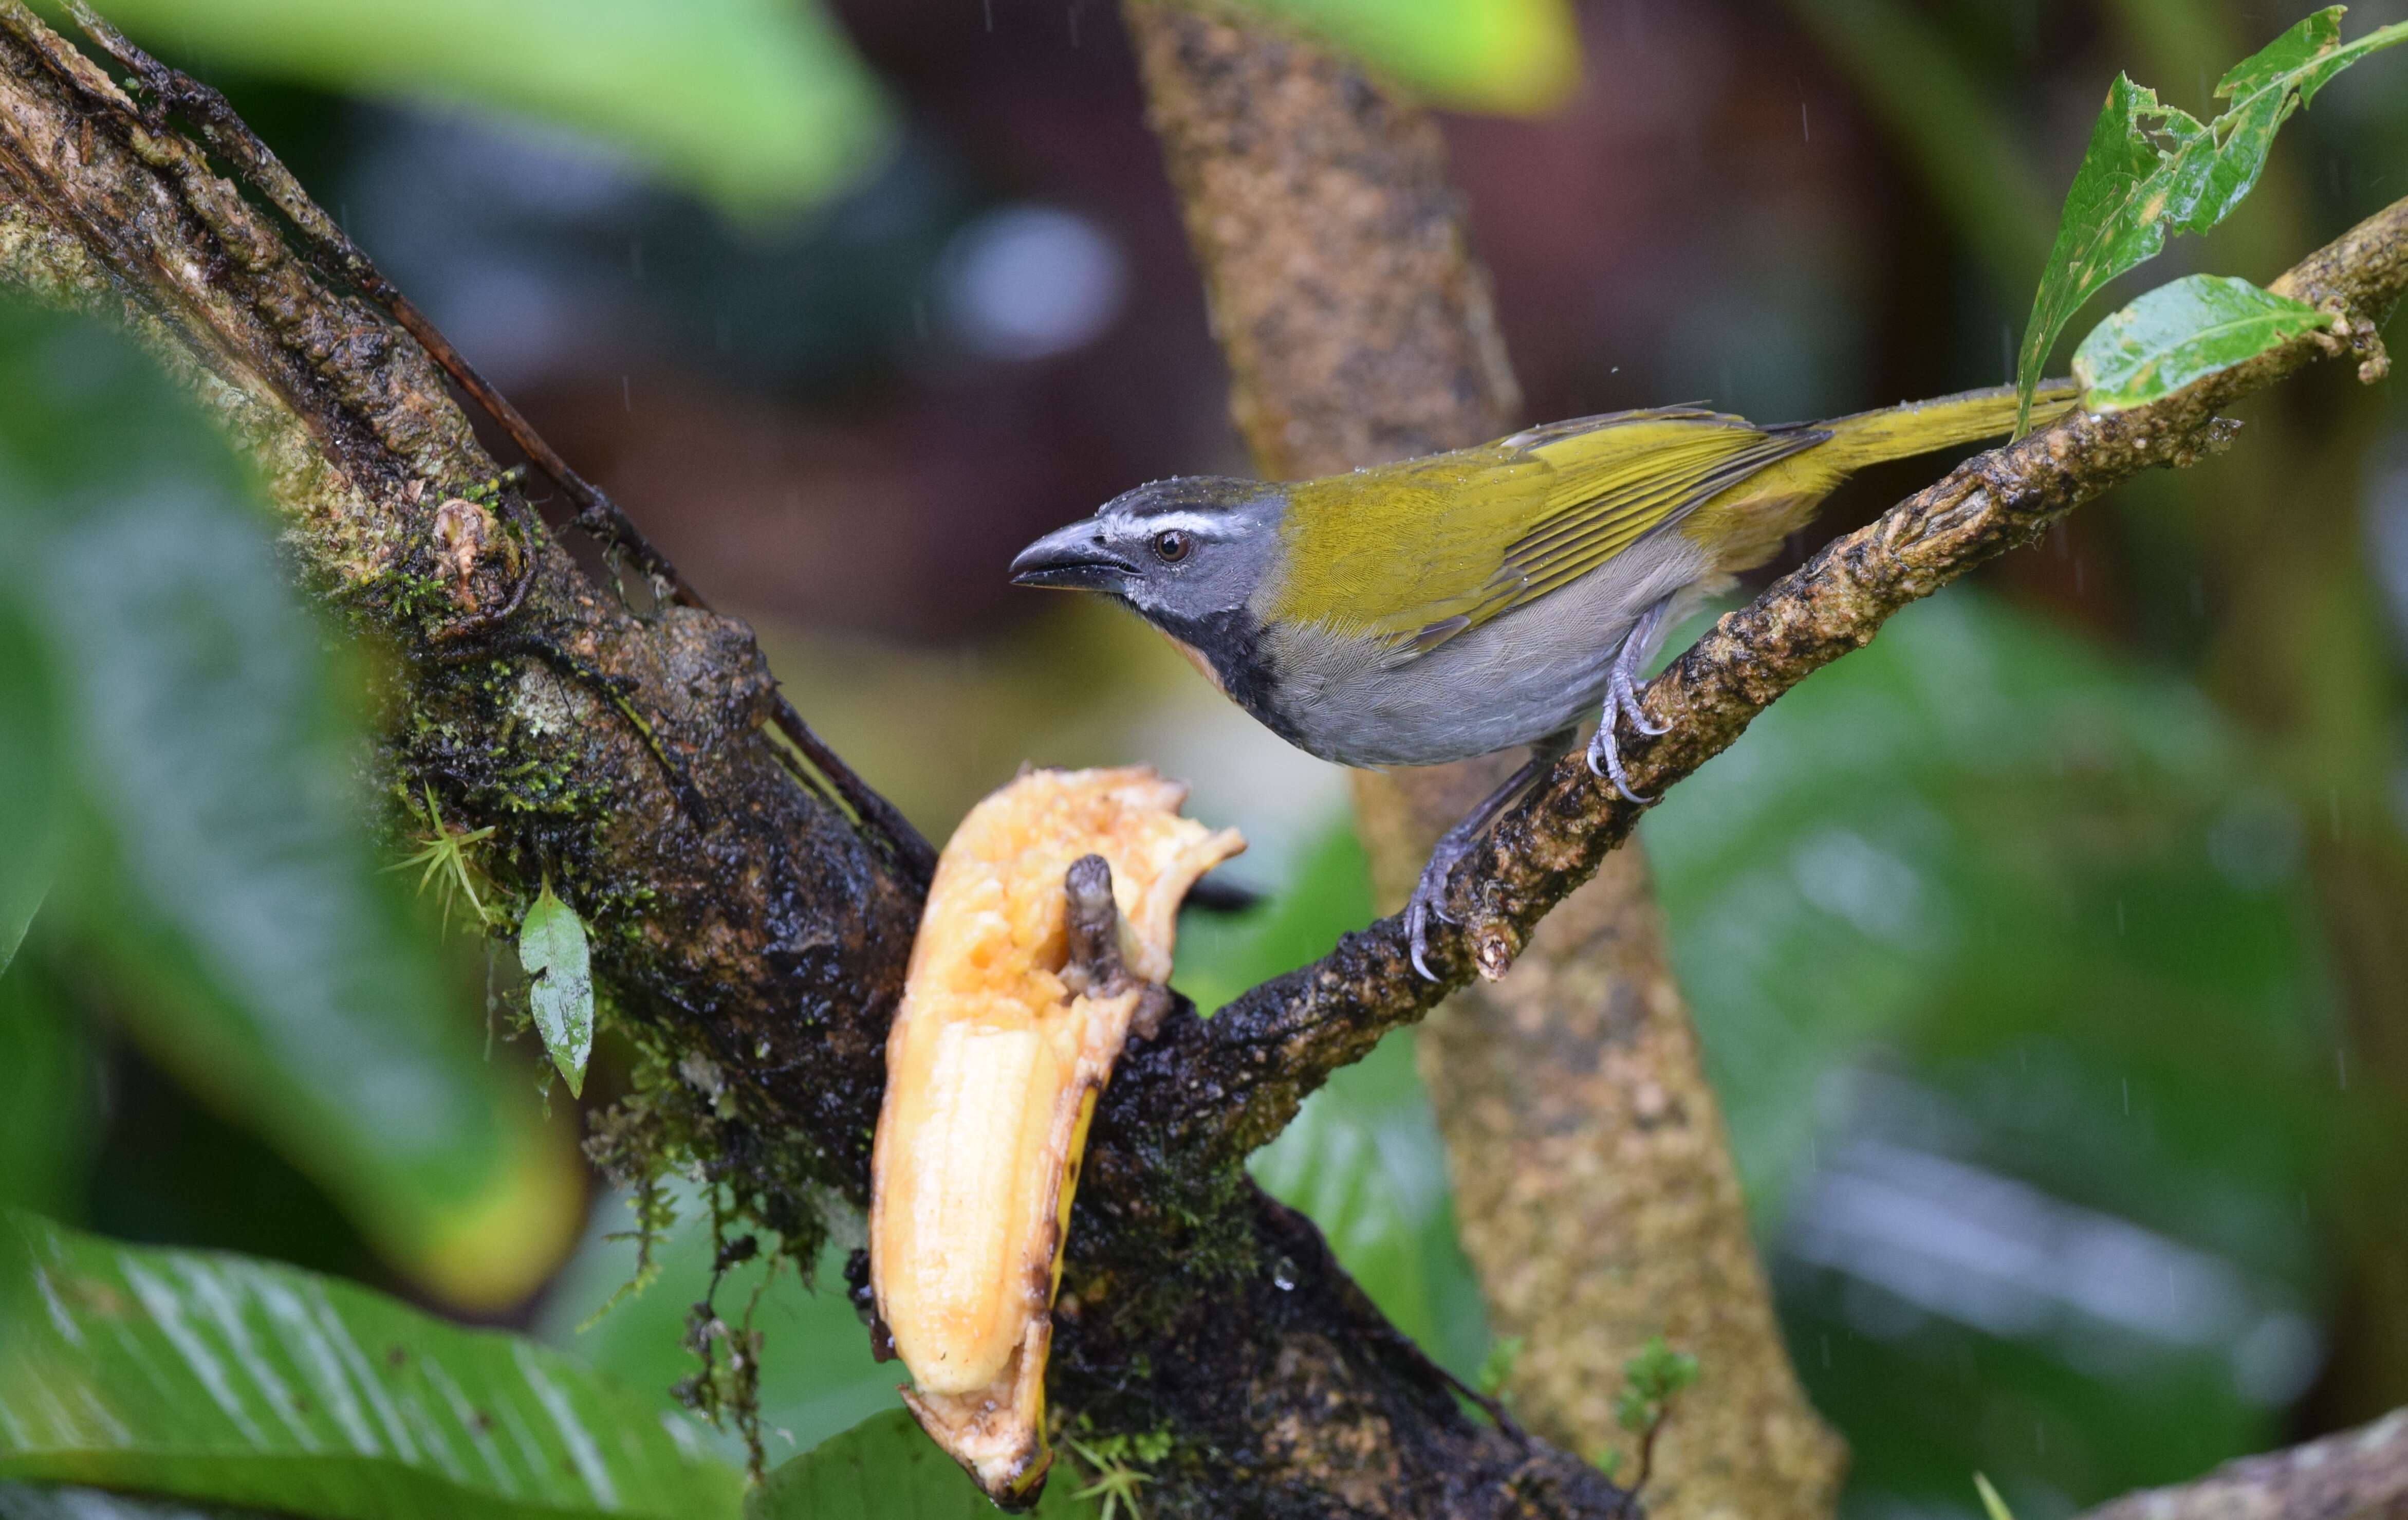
xmin=519 ymin=885 xmax=594 ymax=1098
xmin=1235 ymin=0 xmax=1582 ymax=114
xmin=2072 ymin=274 xmax=2331 ymax=410
xmin=2013 ymin=7 xmax=2408 ymax=428
xmin=54 ymin=0 xmax=892 ymax=214
xmin=747 ymin=1409 xmax=1094 ymax=1520
xmin=0 ymin=1210 xmax=742 ymax=1520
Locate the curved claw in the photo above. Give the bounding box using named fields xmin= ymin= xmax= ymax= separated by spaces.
xmin=1608 ymin=667 xmax=1673 ymax=738
xmin=1585 ymin=723 xmax=1654 ymax=806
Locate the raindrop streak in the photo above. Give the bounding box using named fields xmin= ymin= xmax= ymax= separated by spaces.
xmin=1819 ymin=1333 xmax=1831 ymax=1368
xmin=2338 ymin=1048 xmax=2348 ymax=1090
xmin=1801 ymin=101 xmax=1811 ymax=141
xmin=984 ymin=0 xmax=994 ymax=30
xmin=2121 ymin=1077 xmax=2131 ymax=1115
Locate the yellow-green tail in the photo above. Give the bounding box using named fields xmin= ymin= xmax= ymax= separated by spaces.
xmin=1819 ymin=379 xmax=2080 ymax=469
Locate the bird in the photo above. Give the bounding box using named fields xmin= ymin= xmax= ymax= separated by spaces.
xmin=1010 ymin=380 xmax=2081 ymax=979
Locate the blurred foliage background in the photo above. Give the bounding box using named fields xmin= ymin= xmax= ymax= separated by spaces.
xmin=4 ymin=0 xmax=2407 ymax=1517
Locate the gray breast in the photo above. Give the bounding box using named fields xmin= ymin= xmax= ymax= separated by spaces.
xmin=1256 ymin=529 xmax=1715 ymax=769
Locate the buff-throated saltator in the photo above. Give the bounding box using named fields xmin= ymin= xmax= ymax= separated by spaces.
xmin=1011 ymin=380 xmax=2080 ymax=976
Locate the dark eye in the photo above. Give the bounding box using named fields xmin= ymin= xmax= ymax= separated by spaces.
xmin=1152 ymin=530 xmax=1192 ymax=564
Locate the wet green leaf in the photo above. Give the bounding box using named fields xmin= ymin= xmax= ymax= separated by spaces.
xmin=2013 ymin=7 xmax=2408 ymax=428
xmin=51 ymin=0 xmax=892 ymax=214
xmin=0 ymin=305 xmax=576 ymax=1309
xmin=519 ymin=885 xmax=594 ymax=1098
xmin=1237 ymin=0 xmax=1582 ymax=114
xmin=0 ymin=1210 xmax=742 ymax=1520
xmin=2073 ymin=273 xmax=2331 ymax=410
xmin=746 ymin=1409 xmax=1093 ymax=1520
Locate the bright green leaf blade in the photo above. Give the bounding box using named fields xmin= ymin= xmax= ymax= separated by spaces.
xmin=519 ymin=885 xmax=594 ymax=1098
xmin=62 ymin=0 xmax=892 ymax=214
xmin=0 ymin=306 xmax=576 ymax=1309
xmin=1973 ymin=1472 xmax=2020 ymax=1520
xmin=1233 ymin=0 xmax=1582 ymax=113
xmin=0 ymin=1211 xmax=743 ymax=1520
xmin=746 ymin=1409 xmax=1094 ymax=1520
xmin=2072 ymin=273 xmax=2331 ymax=410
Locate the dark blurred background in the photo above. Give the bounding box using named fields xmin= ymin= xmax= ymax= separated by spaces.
xmin=8 ymin=2 xmax=2408 ymax=1517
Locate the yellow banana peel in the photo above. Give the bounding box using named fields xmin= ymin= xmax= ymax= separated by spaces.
xmin=869 ymin=766 xmax=1242 ymax=1503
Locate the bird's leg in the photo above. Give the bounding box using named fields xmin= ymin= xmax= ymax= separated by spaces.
xmin=1405 ymin=728 xmax=1577 ymax=981
xmin=1586 ymin=593 xmax=1677 ymax=804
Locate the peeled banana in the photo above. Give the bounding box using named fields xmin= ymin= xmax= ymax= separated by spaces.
xmin=868 ymin=766 xmax=1243 ymax=1503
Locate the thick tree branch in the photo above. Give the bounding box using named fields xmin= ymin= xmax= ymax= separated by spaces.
xmin=1183 ymin=191 xmax=2407 ymax=1151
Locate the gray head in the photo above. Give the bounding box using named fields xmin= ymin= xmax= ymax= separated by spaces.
xmin=1008 ymin=476 xmax=1287 ymax=634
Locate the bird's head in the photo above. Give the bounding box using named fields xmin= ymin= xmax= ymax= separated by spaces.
xmin=1009 ymin=476 xmax=1287 ymax=634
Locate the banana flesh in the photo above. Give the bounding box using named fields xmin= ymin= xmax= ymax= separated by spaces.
xmin=869 ymin=766 xmax=1243 ymax=1503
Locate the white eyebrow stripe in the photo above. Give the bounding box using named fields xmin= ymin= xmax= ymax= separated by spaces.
xmin=1122 ymin=510 xmax=1228 ymax=536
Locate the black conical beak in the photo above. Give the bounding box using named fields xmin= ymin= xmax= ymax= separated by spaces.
xmin=1009 ymin=520 xmax=1138 ymax=590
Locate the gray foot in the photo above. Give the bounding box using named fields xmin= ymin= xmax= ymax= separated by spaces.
xmin=1585 ymin=595 xmax=1676 ymax=804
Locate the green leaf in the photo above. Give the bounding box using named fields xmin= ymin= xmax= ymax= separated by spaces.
xmin=1234 ymin=0 xmax=1582 ymax=114
xmin=746 ymin=1410 xmax=1094 ymax=1520
xmin=2072 ymin=273 xmax=2332 ymax=410
xmin=1973 ymin=1472 xmax=2019 ymax=1520
xmin=0 ymin=1210 xmax=742 ymax=1520
xmin=0 ymin=306 xmax=576 ymax=1309
xmin=2012 ymin=7 xmax=2408 ymax=428
xmin=519 ymin=885 xmax=594 ymax=1098
xmin=62 ymin=0 xmax=892 ymax=214
xmin=0 ymin=599 xmax=58 ymax=976
xmin=0 ymin=958 xmax=96 ymax=1218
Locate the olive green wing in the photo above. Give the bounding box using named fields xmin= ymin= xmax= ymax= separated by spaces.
xmin=1269 ymin=409 xmax=1826 ymax=660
